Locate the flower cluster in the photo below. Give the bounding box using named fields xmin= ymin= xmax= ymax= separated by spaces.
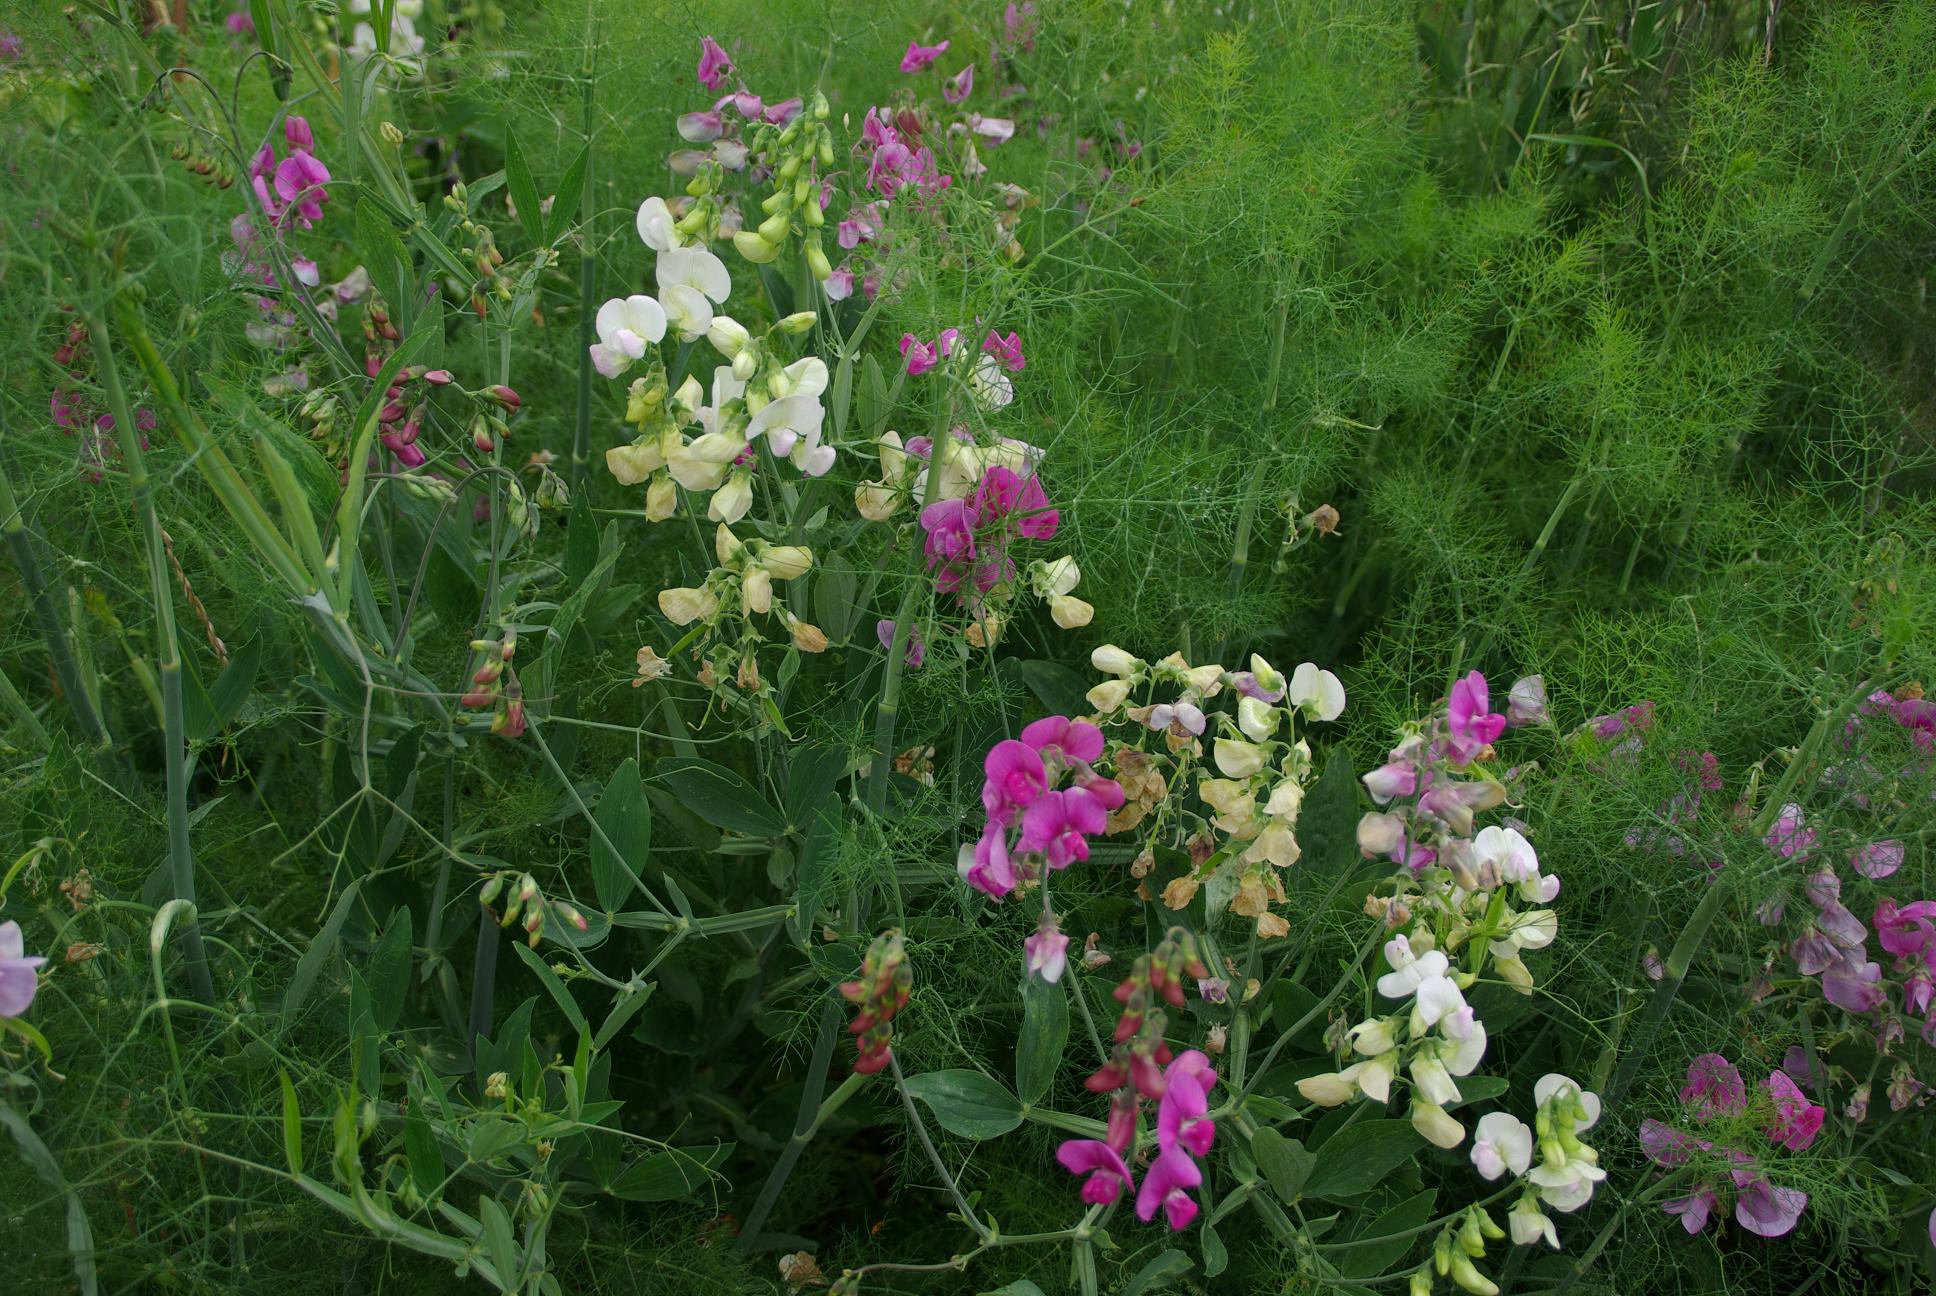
xmin=1084 ymin=648 xmax=1345 ymax=937
xmin=961 ymin=715 xmax=1122 ymax=905
xmin=459 ymin=626 xmax=526 ymax=738
xmin=655 ymin=525 xmax=824 ymax=695
xmin=1055 ymin=931 xmax=1214 ymax=1228
xmin=0 ymin=921 xmax=47 ymax=1018
xmin=478 ymin=870 xmax=589 ymax=949
xmin=46 ymin=317 xmax=157 ymax=482
xmin=249 ymin=116 xmax=330 ymax=235
xmin=1639 ymin=1052 xmax=1820 ymax=1237
xmin=840 ymin=929 xmax=912 ymax=1075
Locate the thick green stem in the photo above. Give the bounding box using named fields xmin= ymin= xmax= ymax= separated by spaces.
xmin=0 ymin=457 xmax=110 ymax=749
xmin=88 ymin=304 xmax=215 ymax=1005
xmin=569 ymin=41 xmax=597 ymax=491
xmin=739 ymin=1003 xmax=858 ymax=1250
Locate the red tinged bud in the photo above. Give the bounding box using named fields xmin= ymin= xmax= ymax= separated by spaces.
xmin=380 ymin=401 xmax=406 ymax=423
xmin=424 ymin=369 xmax=454 ymax=386
xmin=486 ymin=385 xmax=521 ymax=413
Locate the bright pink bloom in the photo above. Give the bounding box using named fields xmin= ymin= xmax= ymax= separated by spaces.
xmin=1731 ymin=1170 xmax=1808 ymax=1238
xmin=919 ymin=497 xmax=977 ymax=563
xmin=974 ymin=465 xmax=1058 ymax=539
xmin=899 ymin=38 xmax=949 ymax=73
xmin=1156 ymin=1051 xmax=1217 ymax=1157
xmin=943 ymin=63 xmax=974 ymax=103
xmin=982 ymin=329 xmax=1025 ymax=372
xmin=960 ymin=820 xmax=1016 ymax=899
xmin=1875 ymin=898 xmax=1936 ymax=960
xmin=1019 ymin=789 xmax=1107 ymax=868
xmin=1019 ymin=715 xmax=1104 ymax=765
xmin=900 ymin=332 xmax=940 ymax=376
xmin=696 ymin=36 xmax=732 ymax=89
xmin=1763 ymin=1071 xmax=1825 ymax=1151
xmin=982 ymin=739 xmax=1047 ymax=825
xmin=284 ymin=115 xmax=313 ymax=152
xmin=1056 ymin=1138 xmax=1134 ymax=1204
xmin=1135 ymin=1145 xmax=1203 ymax=1230
xmin=1445 ymin=671 xmax=1506 ymax=761
xmin=1679 ymin=1053 xmax=1746 ymax=1120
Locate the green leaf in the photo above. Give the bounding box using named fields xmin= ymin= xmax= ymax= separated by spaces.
xmin=404 ymin=1109 xmax=443 ymax=1201
xmin=1330 ymin=1189 xmax=1438 ymax=1278
xmin=1303 ymin=1120 xmax=1426 ymax=1202
xmin=1445 ymin=1074 xmax=1509 ymax=1111
xmin=1009 ymin=659 xmax=1092 ymax=717
xmin=477 ymin=1195 xmax=521 ymax=1287
xmin=367 ymin=906 xmax=413 ymax=1033
xmin=283 ymin=879 xmax=361 ymax=1025
xmin=1201 ymin=1221 xmax=1229 ymax=1278
xmin=355 ymin=199 xmax=413 ymax=325
xmin=1294 ymin=747 xmax=1361 ymax=890
xmin=545 ymin=144 xmax=591 ymax=243
xmin=512 ymin=940 xmax=587 ymax=1034
xmin=1120 ymin=1248 xmax=1193 ymax=1296
xmin=1268 ymin=981 xmax=1327 ymax=1052
xmin=1251 ymin=1128 xmax=1316 ymax=1203
xmin=504 ymin=128 xmax=545 ymax=244
xmin=981 ymin=1283 xmax=1047 ymax=1296
xmin=657 ymin=757 xmax=785 ymax=838
xmin=901 ymin=1070 xmax=1024 ymax=1140
xmin=1014 ymin=975 xmax=1068 ymax=1106
xmin=279 ymin=1071 xmax=303 ymax=1176
xmin=606 ymin=1144 xmax=733 ymax=1201
xmin=0 ymin=1100 xmax=100 ymax=1296
xmin=591 ymin=758 xmax=651 ymax=911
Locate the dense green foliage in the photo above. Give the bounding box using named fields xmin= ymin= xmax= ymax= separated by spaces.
xmin=0 ymin=1 xmax=1931 ymax=1294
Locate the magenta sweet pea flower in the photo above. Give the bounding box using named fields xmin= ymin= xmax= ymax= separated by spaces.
xmin=0 ymin=921 xmax=47 ymax=1017
xmin=1763 ymin=1071 xmax=1825 ymax=1151
xmin=1875 ymin=898 xmax=1936 ymax=960
xmin=1679 ymin=1053 xmax=1746 ymax=1120
xmin=1821 ymin=957 xmax=1886 ymax=1013
xmin=975 ymin=465 xmax=1058 ymax=539
xmin=960 ymin=820 xmax=1016 ymax=899
xmin=1638 ymin=1117 xmax=1707 ymax=1167
xmin=1445 ymin=671 xmax=1506 ymax=761
xmin=982 ymin=739 xmax=1047 ymax=824
xmin=1136 ymin=1145 xmax=1204 ymax=1230
xmin=876 ymin=618 xmax=926 ymax=669
xmin=1056 ymin=1138 xmax=1135 ymax=1204
xmin=696 ymin=36 xmax=732 ymax=89
xmin=900 ymin=38 xmax=950 ymax=73
xmin=1019 ymin=789 xmax=1106 ymax=868
xmin=1156 ymin=1052 xmax=1217 ymax=1157
xmin=942 ymin=63 xmax=974 ymax=103
xmin=1019 ymin=715 xmax=1104 ymax=765
xmin=1764 ymin=803 xmax=1817 ymax=860
xmin=920 ymin=497 xmax=978 ymax=564
xmin=982 ymin=329 xmax=1025 ymax=372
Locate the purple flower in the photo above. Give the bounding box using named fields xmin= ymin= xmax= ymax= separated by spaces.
xmin=1679 ymin=1053 xmax=1746 ymax=1120
xmin=1003 ymin=2 xmax=1037 ymax=51
xmin=1764 ymin=803 xmax=1817 ymax=860
xmin=1763 ymin=1071 xmax=1825 ymax=1151
xmin=1019 ymin=788 xmax=1107 ymax=868
xmin=1445 ymin=671 xmax=1506 ymax=761
xmin=900 ymin=332 xmax=940 ymax=376
xmin=960 ymin=820 xmax=1016 ymax=899
xmin=1663 ymin=1186 xmax=1724 ymax=1234
xmin=876 ymin=618 xmax=926 ymax=669
xmin=1135 ymin=1145 xmax=1203 ymax=1230
xmin=0 ymin=921 xmax=46 ymax=1017
xmin=900 ymin=38 xmax=950 ymax=73
xmin=1731 ymin=1170 xmax=1808 ymax=1238
xmin=1852 ymin=840 xmax=1905 ymax=880
xmin=943 ymin=63 xmax=975 ymax=103
xmin=1821 ymin=958 xmax=1886 ymax=1014
xmin=982 ymin=330 xmax=1026 ymax=372
xmin=695 ymin=36 xmax=732 ymax=90
xmin=982 ymin=739 xmax=1047 ymax=825
xmin=1056 ymin=1138 xmax=1134 ymax=1204
xmin=1638 ymin=1117 xmax=1707 ymax=1167
xmin=1156 ymin=1051 xmax=1217 ymax=1157
xmin=1875 ymin=898 xmax=1936 ymax=960
xmin=919 ymin=496 xmax=977 ymax=563
xmin=763 ymin=97 xmax=803 ymax=126
xmin=975 ymin=465 xmax=1058 ymax=539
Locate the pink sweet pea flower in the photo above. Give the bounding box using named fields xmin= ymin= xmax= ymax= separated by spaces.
xmin=1056 ymin=1138 xmax=1135 ymax=1204
xmin=1874 ymin=898 xmax=1936 ymax=960
xmin=1019 ymin=715 xmax=1104 ymax=764
xmin=982 ymin=329 xmax=1025 ymax=372
xmin=1763 ymin=1071 xmax=1825 ymax=1151
xmin=943 ymin=63 xmax=975 ymax=103
xmin=1764 ymin=803 xmax=1816 ymax=860
xmin=900 ymin=332 xmax=940 ymax=376
xmin=1156 ymin=1052 xmax=1217 ymax=1157
xmin=1679 ymin=1053 xmax=1746 ymax=1120
xmin=876 ymin=618 xmax=926 ymax=668
xmin=1019 ymin=788 xmax=1107 ymax=868
xmin=974 ymin=465 xmax=1058 ymax=539
xmin=1821 ymin=957 xmax=1886 ymax=1013
xmin=1663 ymin=1185 xmax=1725 ymax=1235
xmin=1731 ymin=1170 xmax=1808 ymax=1238
xmin=763 ymin=97 xmax=804 ymax=126
xmin=1852 ymin=840 xmax=1905 ymax=880
xmin=1445 ymin=671 xmax=1506 ymax=761
xmin=1506 ymin=674 xmax=1548 ymax=726
xmin=1638 ymin=1117 xmax=1707 ymax=1167
xmin=0 ymin=921 xmax=46 ymax=1016
xmin=982 ymin=739 xmax=1047 ymax=824
xmin=900 ymin=38 xmax=950 ymax=73
xmin=960 ymin=820 xmax=1016 ymax=899
xmin=1135 ymin=1145 xmax=1204 ymax=1230
xmin=919 ymin=497 xmax=978 ymax=564
xmin=284 ymin=115 xmax=314 ymax=152
xmin=1025 ymin=926 xmax=1069 ymax=983
xmin=696 ymin=36 xmax=732 ymax=90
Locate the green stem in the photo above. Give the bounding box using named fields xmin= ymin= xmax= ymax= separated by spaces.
xmin=739 ymin=1003 xmax=860 ymax=1250
xmin=0 ymin=457 xmax=110 ymax=749
xmin=569 ymin=41 xmax=597 ymax=490
xmin=88 ymin=302 xmax=215 ymax=1005
xmin=890 ymin=1053 xmax=991 ymax=1242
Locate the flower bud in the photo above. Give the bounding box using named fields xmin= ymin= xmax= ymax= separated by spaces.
xmin=733 ymin=230 xmax=781 ymax=264
xmin=707 ymin=316 xmax=751 ymax=358
xmin=786 ymin=614 xmax=829 ymax=653
xmin=658 ymin=585 xmax=718 ymax=625
xmin=804 ymin=236 xmax=832 ymax=281
xmin=742 ymin=566 xmax=774 ymax=614
xmin=645 ymin=475 xmax=678 ymax=522
xmin=777 ymin=311 xmax=817 ymax=335
xmin=1086 ymin=679 xmax=1131 ymax=712
xmin=760 ymin=545 xmax=814 ymax=580
xmin=1091 ymin=644 xmax=1142 ymax=677
xmin=485 ymin=385 xmax=521 ymax=413
xmin=1049 ymin=595 xmax=1094 ymax=629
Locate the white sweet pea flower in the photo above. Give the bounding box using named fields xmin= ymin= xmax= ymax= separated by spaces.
xmin=1238 ymin=696 xmax=1280 ymax=742
xmin=708 ymin=472 xmax=753 ymax=524
xmin=1032 ymin=557 xmax=1081 ymax=599
xmin=1357 ymin=1051 xmax=1396 ymax=1103
xmin=657 ymin=246 xmax=732 ymax=341
xmin=1049 ymin=595 xmax=1094 ymax=629
xmin=666 ymin=431 xmax=743 ymax=491
xmin=1529 ymin=1160 xmax=1604 ymax=1211
xmin=778 ymin=356 xmax=830 ymax=400
xmin=706 ymin=315 xmax=751 ymax=359
xmin=1087 ymin=679 xmax=1131 ymax=712
xmin=1263 ymin=778 xmax=1303 ymax=821
xmin=1409 ymin=1051 xmax=1461 ymax=1106
xmin=1295 ymin=1064 xmax=1366 ymax=1107
xmin=1242 ymin=821 xmax=1301 ymax=869
xmin=1092 ymin=645 xmax=1143 ymax=676
xmin=589 ymin=295 xmax=667 ymax=378
xmin=1471 ymin=1113 xmax=1534 ymax=1181
xmin=1533 ymin=1074 xmax=1601 ymax=1131
xmin=1376 ymin=934 xmax=1449 ymax=1000
xmin=1213 ymin=738 xmax=1267 ymax=779
xmin=1473 ymin=824 xmax=1561 ymax=903
xmin=1490 ymin=907 xmax=1559 ymax=961
xmin=1287 ymin=661 xmax=1346 ymax=721
xmin=1348 ymin=1016 xmax=1399 ymax=1056
xmin=1410 ymin=973 xmax=1467 ymax=1033
xmin=1509 ymin=1194 xmax=1560 ymax=1248
xmin=969 ymin=354 xmax=1014 ymax=409
xmin=658 ymin=586 xmax=717 ymax=625
xmin=1439 ymin=1006 xmax=1487 ymax=1075
xmin=636 ymin=196 xmax=688 ymax=252
xmin=1410 ymin=1098 xmax=1465 ymax=1149
xmin=745 ymin=393 xmax=824 ymax=460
